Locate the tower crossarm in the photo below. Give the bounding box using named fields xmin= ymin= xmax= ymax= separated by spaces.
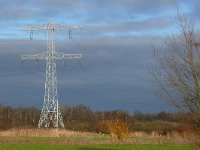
xmin=23 ymin=24 xmax=81 ymax=31
xmin=21 ymin=52 xmax=82 ymax=60
xmin=54 ymin=52 xmax=82 ymax=60
xmin=21 ymin=51 xmax=47 ymax=60
xmin=63 ymin=54 xmax=82 ymax=59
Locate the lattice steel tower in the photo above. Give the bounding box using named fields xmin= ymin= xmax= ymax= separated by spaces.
xmin=21 ymin=20 xmax=82 ymax=129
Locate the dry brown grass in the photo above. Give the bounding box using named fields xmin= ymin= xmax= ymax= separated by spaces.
xmin=182 ymin=128 xmax=200 ymax=150
xmin=0 ymin=128 xmax=91 ymax=137
xmin=0 ymin=128 xmax=191 ymax=145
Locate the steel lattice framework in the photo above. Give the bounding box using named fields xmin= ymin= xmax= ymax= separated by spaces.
xmin=21 ymin=20 xmax=82 ymax=129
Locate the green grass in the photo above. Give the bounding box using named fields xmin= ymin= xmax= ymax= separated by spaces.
xmin=0 ymin=144 xmax=192 ymax=150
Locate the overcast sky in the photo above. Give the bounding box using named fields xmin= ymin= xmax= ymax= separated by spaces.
xmin=0 ymin=0 xmax=199 ymax=113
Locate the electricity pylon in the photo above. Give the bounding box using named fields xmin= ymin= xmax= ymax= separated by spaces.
xmin=21 ymin=20 xmax=82 ymax=129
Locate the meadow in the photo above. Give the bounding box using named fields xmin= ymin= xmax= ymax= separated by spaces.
xmin=0 ymin=144 xmax=192 ymax=150
xmin=0 ymin=129 xmax=193 ymax=150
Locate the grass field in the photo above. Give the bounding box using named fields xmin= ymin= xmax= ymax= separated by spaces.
xmin=0 ymin=144 xmax=192 ymax=150
xmin=0 ymin=129 xmax=194 ymax=150
xmin=0 ymin=134 xmax=188 ymax=145
xmin=0 ymin=129 xmax=190 ymax=145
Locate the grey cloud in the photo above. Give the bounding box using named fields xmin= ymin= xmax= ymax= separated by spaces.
xmin=0 ymin=0 xmax=186 ymax=42
xmin=81 ymin=16 xmax=171 ymax=37
xmin=185 ymin=1 xmax=200 ymax=20
xmin=0 ymin=34 xmax=165 ymax=112
xmin=0 ymin=0 xmax=174 ymax=23
xmin=83 ymin=0 xmax=174 ymax=23
xmin=1 ymin=0 xmax=189 ymax=112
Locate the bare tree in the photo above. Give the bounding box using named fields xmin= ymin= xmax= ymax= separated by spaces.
xmin=152 ymin=11 xmax=200 ymax=127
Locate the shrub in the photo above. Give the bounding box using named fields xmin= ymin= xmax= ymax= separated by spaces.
xmin=108 ymin=119 xmax=129 ymax=140
xmin=96 ymin=119 xmax=129 ymax=140
xmin=96 ymin=120 xmax=110 ymax=134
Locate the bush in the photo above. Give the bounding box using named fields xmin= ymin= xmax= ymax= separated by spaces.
xmin=96 ymin=119 xmax=129 ymax=140
xmin=108 ymin=119 xmax=129 ymax=140
xmin=96 ymin=120 xmax=110 ymax=134
xmin=133 ymin=121 xmax=181 ymax=134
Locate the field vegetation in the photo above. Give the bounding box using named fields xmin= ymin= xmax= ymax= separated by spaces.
xmin=0 ymin=144 xmax=192 ymax=150
xmin=0 ymin=104 xmax=192 ymax=134
xmin=0 ymin=104 xmax=199 ymax=149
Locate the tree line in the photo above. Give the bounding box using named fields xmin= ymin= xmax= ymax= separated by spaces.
xmin=0 ymin=103 xmax=191 ymax=133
